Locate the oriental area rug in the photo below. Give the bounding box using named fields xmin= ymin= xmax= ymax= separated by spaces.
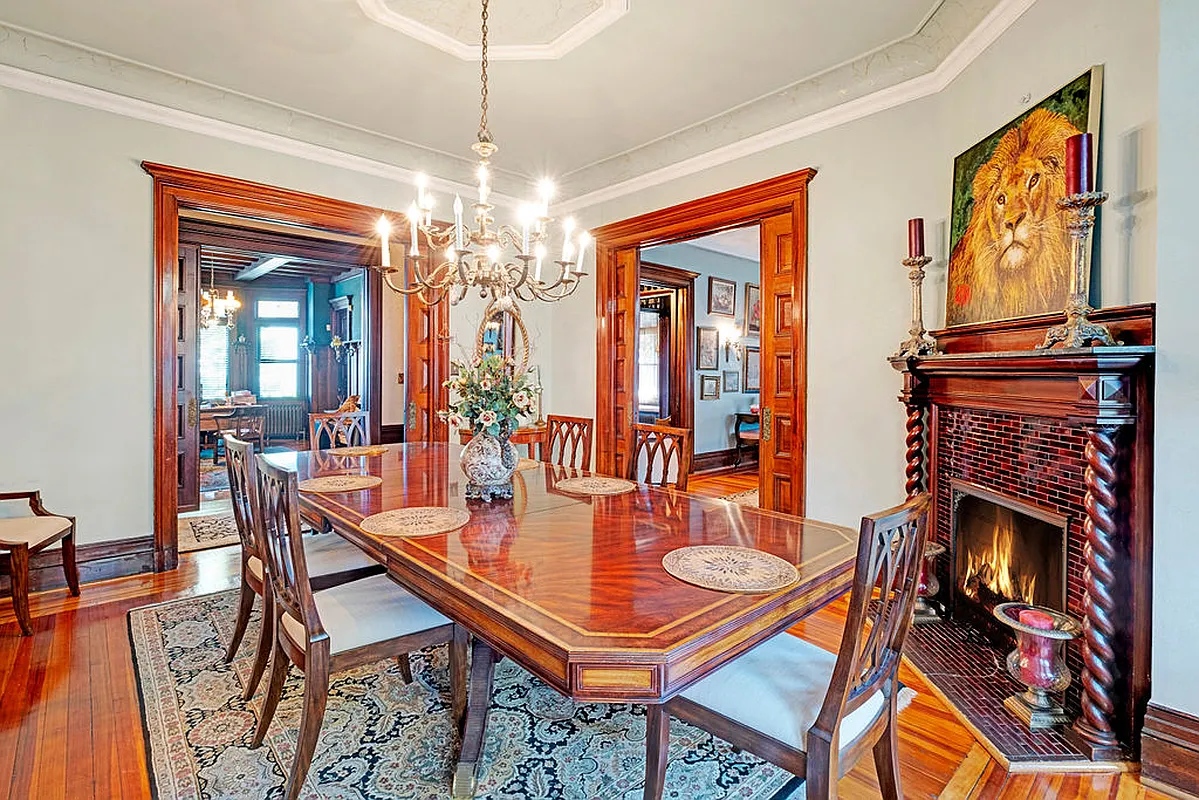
xmin=130 ymin=590 xmax=811 ymax=799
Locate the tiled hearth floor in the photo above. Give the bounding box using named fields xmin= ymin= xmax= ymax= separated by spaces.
xmin=905 ymin=611 xmax=1089 ymax=765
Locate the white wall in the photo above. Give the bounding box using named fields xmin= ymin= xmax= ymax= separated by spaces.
xmin=555 ymin=0 xmax=1158 ymax=527
xmin=1151 ymin=0 xmax=1199 ymax=719
xmin=0 ymin=86 xmax=485 ymax=543
xmin=640 ymin=242 xmax=760 ymax=454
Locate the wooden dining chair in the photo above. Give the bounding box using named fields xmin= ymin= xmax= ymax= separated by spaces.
xmin=308 ymin=410 xmax=369 ymax=451
xmin=0 ymin=491 xmax=79 ymax=636
xmin=540 ymin=414 xmax=594 ymax=471
xmin=250 ymin=455 xmax=466 ymax=800
xmin=629 ymin=423 xmax=692 ymax=491
xmin=214 ymin=406 xmax=267 ymax=464
xmin=642 ymin=493 xmax=931 ymax=800
xmin=223 ymin=435 xmax=384 ymax=701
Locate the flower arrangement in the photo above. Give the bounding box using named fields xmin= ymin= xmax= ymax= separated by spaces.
xmin=440 ymin=353 xmax=541 ymax=438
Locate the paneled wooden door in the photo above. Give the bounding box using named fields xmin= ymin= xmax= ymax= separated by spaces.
xmin=404 ymin=256 xmax=450 ymax=443
xmin=177 ymin=244 xmax=201 ymax=512
xmin=758 ymin=212 xmax=804 ymax=514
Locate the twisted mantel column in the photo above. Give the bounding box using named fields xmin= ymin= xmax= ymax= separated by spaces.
xmin=904 ymin=402 xmax=927 ymax=497
xmin=1071 ymin=424 xmax=1125 ymax=759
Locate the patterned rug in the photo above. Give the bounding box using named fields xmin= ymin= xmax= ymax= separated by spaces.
xmin=200 ymin=461 xmax=230 ymax=493
xmin=721 ymin=489 xmax=759 ymax=508
xmin=178 ymin=514 xmax=240 ymax=553
xmin=130 ymin=590 xmax=810 ymax=799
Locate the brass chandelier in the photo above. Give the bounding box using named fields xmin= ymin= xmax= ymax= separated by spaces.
xmin=373 ymin=0 xmax=590 ymax=307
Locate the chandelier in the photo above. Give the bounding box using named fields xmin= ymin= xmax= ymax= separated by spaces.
xmin=200 ymin=267 xmax=240 ymax=329
xmin=372 ymin=0 xmax=590 ymax=307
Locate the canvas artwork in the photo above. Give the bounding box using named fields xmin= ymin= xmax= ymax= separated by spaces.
xmin=945 ymin=66 xmax=1103 ymax=327
xmin=699 ymin=374 xmax=721 ymax=401
xmin=708 ymin=277 xmax=736 ymax=317
xmin=696 ymin=326 xmax=720 ymax=370
xmin=744 ymin=283 xmax=761 ymax=336
xmin=742 ymin=346 xmax=760 ymax=393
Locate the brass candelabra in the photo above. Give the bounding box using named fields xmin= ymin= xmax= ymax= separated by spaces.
xmin=1039 ymin=191 xmax=1116 ymax=349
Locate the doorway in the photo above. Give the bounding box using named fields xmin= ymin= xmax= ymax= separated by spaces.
xmin=592 ymin=169 xmax=814 ymax=515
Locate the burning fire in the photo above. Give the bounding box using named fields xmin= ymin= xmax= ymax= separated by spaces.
xmin=960 ymin=508 xmax=1037 ymax=604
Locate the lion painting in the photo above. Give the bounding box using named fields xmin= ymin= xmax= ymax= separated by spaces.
xmin=945 ymin=108 xmax=1081 ymax=326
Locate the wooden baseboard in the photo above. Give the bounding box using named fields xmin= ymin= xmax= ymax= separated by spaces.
xmin=0 ymin=536 xmax=156 ymax=597
xmin=1143 ymin=703 xmax=1199 ymax=797
xmin=380 ymin=424 xmax=405 ymax=444
xmin=693 ymin=447 xmax=756 ymax=474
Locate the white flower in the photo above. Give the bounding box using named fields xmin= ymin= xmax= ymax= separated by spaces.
xmin=479 ymin=377 xmax=493 ymax=391
xmin=478 ymin=410 xmax=498 ymax=426
xmin=512 ymin=391 xmax=531 ymax=409
xmin=448 ymin=413 xmax=465 ymax=428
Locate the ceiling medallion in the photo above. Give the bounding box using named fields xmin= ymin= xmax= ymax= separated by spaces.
xmin=373 ymin=0 xmax=590 ymax=309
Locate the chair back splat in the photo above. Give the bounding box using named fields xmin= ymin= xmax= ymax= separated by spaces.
xmin=542 ymin=415 xmax=594 ymax=471
xmin=223 ymin=435 xmax=262 ymax=560
xmin=309 ymin=411 xmax=369 ymax=451
xmin=629 ymin=423 xmax=692 ymax=490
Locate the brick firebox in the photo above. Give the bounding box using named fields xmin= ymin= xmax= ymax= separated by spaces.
xmin=892 ymin=303 xmax=1155 ymax=763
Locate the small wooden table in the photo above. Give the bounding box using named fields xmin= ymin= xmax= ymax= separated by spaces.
xmin=286 ymin=443 xmax=856 ymax=797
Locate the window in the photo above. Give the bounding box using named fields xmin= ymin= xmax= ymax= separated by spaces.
xmin=256 ymin=299 xmax=300 ymax=398
xmin=198 ymin=325 xmax=230 ymax=401
xmin=638 ymin=309 xmax=662 ymax=411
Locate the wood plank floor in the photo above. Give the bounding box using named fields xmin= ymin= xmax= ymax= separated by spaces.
xmin=0 ymin=476 xmax=1164 ymax=799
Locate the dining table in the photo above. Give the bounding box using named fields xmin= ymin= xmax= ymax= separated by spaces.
xmin=272 ymin=442 xmax=858 ymax=798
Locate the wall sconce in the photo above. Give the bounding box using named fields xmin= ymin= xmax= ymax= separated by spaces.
xmin=718 ymin=320 xmax=743 ymax=360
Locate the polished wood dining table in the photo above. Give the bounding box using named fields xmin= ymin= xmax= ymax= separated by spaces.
xmin=270 ymin=443 xmax=858 ymax=797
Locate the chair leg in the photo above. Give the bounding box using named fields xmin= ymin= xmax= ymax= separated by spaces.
xmin=643 ymin=704 xmax=670 ymax=800
xmin=872 ymin=693 xmax=903 ymax=800
xmin=252 ymin=638 xmax=289 ymax=748
xmin=242 ymin=585 xmax=274 ymax=701
xmin=805 ymin=733 xmax=837 ymax=800
xmin=9 ymin=545 xmax=33 ymax=636
xmin=225 ymin=570 xmax=255 ymax=663
xmin=285 ymin=646 xmax=330 ymax=800
xmin=62 ymin=528 xmax=80 ymax=596
xmin=396 ymin=653 xmax=413 ymax=684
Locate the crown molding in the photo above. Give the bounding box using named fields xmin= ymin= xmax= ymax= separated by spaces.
xmin=355 ymin=0 xmax=629 ymax=61
xmin=556 ymin=0 xmax=1037 ymax=214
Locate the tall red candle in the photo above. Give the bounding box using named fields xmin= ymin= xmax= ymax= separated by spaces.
xmin=907 ymin=218 xmax=925 ymax=259
xmin=1064 ymin=133 xmax=1093 ymax=195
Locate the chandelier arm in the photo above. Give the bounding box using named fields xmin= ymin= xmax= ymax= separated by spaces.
xmin=380 ymin=269 xmax=431 ymax=296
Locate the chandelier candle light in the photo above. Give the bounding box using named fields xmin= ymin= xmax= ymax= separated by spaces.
xmin=893 ymin=217 xmax=939 ymax=358
xmin=372 ymin=0 xmax=591 ymax=308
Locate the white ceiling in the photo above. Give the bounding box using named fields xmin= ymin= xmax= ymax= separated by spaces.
xmin=687 ymin=226 xmax=761 ymax=263
xmin=0 ymin=0 xmax=1002 ymax=201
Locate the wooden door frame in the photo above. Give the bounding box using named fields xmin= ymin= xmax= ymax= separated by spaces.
xmin=146 ymin=162 xmax=444 ymax=572
xmin=638 ymin=262 xmax=698 ymax=443
xmin=592 ymin=169 xmax=815 ymax=513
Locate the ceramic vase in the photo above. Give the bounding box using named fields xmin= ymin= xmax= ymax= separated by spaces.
xmin=460 ymin=427 xmax=518 ymax=501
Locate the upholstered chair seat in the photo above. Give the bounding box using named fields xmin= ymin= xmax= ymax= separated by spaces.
xmin=0 ymin=515 xmax=72 ymax=547
xmin=244 ymin=532 xmax=378 ymax=585
xmin=680 ymin=632 xmax=885 ymax=750
xmin=279 ymin=573 xmax=452 ymax=655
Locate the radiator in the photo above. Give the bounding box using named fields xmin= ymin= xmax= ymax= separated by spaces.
xmin=265 ymin=400 xmax=308 ymax=441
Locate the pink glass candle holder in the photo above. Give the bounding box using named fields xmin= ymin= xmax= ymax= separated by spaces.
xmin=994 ymin=602 xmax=1082 ymax=730
xmin=913 ymin=541 xmax=946 ymax=624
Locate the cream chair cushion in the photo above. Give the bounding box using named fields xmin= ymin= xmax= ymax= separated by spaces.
xmin=680 ymin=632 xmax=885 ymax=751
xmin=0 ymin=516 xmax=71 ymax=547
xmin=247 ymin=534 xmax=376 ymax=584
xmin=280 ymin=573 xmax=450 ymax=655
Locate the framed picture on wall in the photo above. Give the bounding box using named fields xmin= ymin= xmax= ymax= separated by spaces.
xmin=699 ymin=374 xmax=721 ymax=401
xmin=696 ymin=326 xmax=720 ymax=370
xmin=744 ymin=283 xmax=761 ymax=336
xmin=743 ymin=346 xmax=761 ymax=393
xmin=722 ymin=370 xmax=740 ymax=393
xmin=708 ymin=277 xmax=736 ymax=317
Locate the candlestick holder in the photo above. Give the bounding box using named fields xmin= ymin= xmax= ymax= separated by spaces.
xmin=1039 ymin=192 xmax=1116 ymax=349
xmin=913 ymin=541 xmax=946 ymax=624
xmin=893 ymin=255 xmax=940 ymax=359
xmin=994 ymin=602 xmax=1082 ymax=730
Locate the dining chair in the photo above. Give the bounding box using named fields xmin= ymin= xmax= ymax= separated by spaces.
xmin=308 ymin=410 xmax=369 ymax=451
xmin=0 ymin=491 xmax=79 ymax=636
xmin=629 ymin=423 xmax=692 ymax=491
xmin=214 ymin=406 xmax=267 ymax=464
xmin=540 ymin=414 xmax=594 ymax=471
xmin=642 ymin=493 xmax=931 ymax=800
xmin=251 ymin=454 xmax=466 ymax=800
xmin=223 ymin=435 xmax=385 ymax=701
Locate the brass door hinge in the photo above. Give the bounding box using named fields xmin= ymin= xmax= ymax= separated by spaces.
xmin=761 ymin=407 xmax=772 ymax=442
xmin=186 ymin=397 xmax=198 ymax=428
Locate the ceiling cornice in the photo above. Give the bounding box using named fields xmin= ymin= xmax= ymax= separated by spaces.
xmin=355 ymin=0 xmax=629 ymax=61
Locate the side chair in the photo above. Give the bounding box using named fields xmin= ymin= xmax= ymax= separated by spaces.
xmin=0 ymin=491 xmax=79 ymax=636
xmin=541 ymin=414 xmax=594 ymax=471
xmin=643 ymin=493 xmax=931 ymax=799
xmin=308 ymin=410 xmax=369 ymax=450
xmin=629 ymin=423 xmax=692 ymax=491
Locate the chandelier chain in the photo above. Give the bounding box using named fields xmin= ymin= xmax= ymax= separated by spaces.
xmin=478 ymin=0 xmax=491 ymax=144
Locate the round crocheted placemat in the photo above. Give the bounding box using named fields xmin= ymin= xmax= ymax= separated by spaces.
xmin=359 ymin=507 xmax=472 ymax=537
xmin=662 ymin=545 xmax=799 ymax=594
xmin=329 ymin=446 xmax=390 ymax=457
xmin=297 ymin=474 xmax=383 ymax=493
xmin=555 ymin=476 xmax=636 ymax=496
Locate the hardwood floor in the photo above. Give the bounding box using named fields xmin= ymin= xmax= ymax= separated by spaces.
xmin=0 ymin=491 xmax=1164 ymax=799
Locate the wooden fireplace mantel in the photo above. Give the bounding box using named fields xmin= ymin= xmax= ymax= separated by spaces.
xmin=890 ymin=307 xmax=1155 ymax=764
